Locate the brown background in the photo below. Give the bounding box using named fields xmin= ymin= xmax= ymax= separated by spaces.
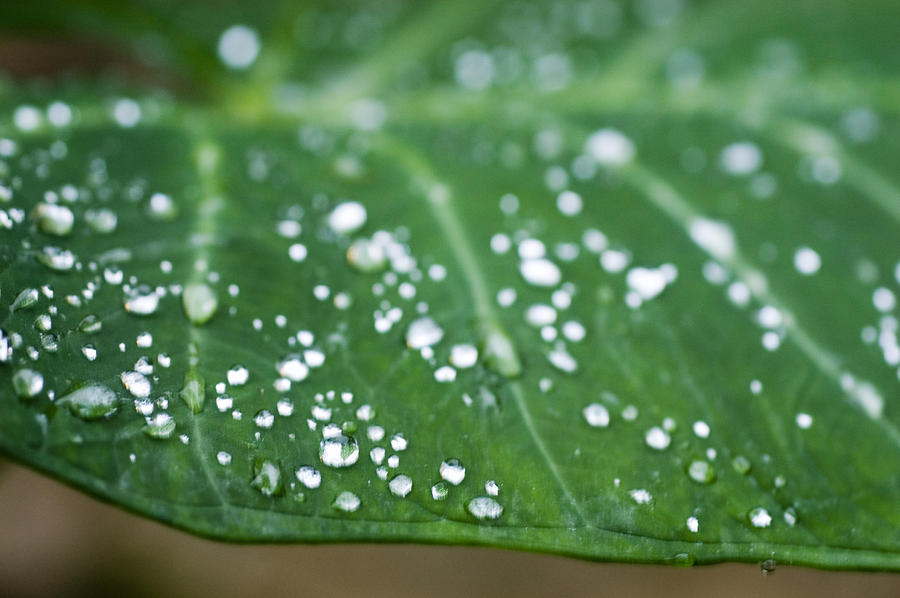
xmin=1 ymin=462 xmax=896 ymax=598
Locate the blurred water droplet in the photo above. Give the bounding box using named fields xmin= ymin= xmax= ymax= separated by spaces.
xmin=440 ymin=459 xmax=466 ymax=485
xmin=182 ymin=282 xmax=218 ymax=325
xmin=389 ymin=474 xmax=413 ymax=498
xmin=62 ymin=384 xmax=118 ymax=420
xmin=467 ymin=497 xmax=503 ymax=520
xmin=406 ymin=317 xmax=444 ymax=349
xmin=12 ymin=368 xmax=43 ymax=398
xmin=143 ymin=413 xmax=176 ymax=439
xmin=333 ymin=491 xmax=361 ymax=512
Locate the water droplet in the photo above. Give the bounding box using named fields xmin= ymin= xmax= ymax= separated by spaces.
xmin=175 ymin=370 xmax=204 ymax=413
xmin=143 ymin=413 xmax=176 ymax=439
xmin=33 ymin=314 xmax=51 ymax=332
xmin=525 ymin=304 xmax=557 ymax=327
xmin=37 ymin=246 xmax=76 ymax=271
xmin=434 ymin=365 xmax=457 ymax=382
xmin=686 ymin=516 xmax=699 ymax=533
xmin=389 ymin=474 xmax=413 ymax=498
xmin=226 ymin=365 xmax=248 ymax=386
xmin=31 ymin=203 xmax=74 ymax=236
xmin=390 ymin=433 xmax=408 ymax=451
xmin=629 ymin=489 xmax=652 ymax=504
xmin=347 ymin=238 xmax=387 ymax=272
xmin=11 ymin=288 xmax=39 ymax=311
xmin=121 ymin=371 xmax=151 ymax=398
xmin=449 ymin=344 xmax=478 ymax=368
xmin=218 ymin=25 xmax=260 ymax=70
xmin=439 ymin=458 xmax=466 ymax=485
xmin=793 ymin=247 xmax=821 ymax=275
xmin=686 ymin=459 xmax=716 ymax=484
xmin=406 ymin=317 xmax=444 ymax=349
xmin=295 ymin=466 xmax=322 ymax=489
xmin=181 ymin=282 xmax=218 ymax=325
xmin=583 ymin=403 xmax=610 ymax=428
xmin=732 ymin=455 xmax=752 ymax=475
xmin=319 ymin=434 xmax=359 ymax=468
xmin=332 ymin=491 xmax=361 ymax=513
xmin=216 ymin=451 xmax=232 ymax=465
xmin=254 ymin=410 xmax=275 ymax=429
xmin=692 ymin=421 xmax=710 ymax=438
xmin=251 ymin=460 xmax=282 ymax=497
xmin=479 ymin=320 xmax=521 ymax=378
xmin=81 ymin=344 xmax=98 ymax=361
xmin=85 ymin=208 xmax=117 ymax=233
xmin=720 ymin=141 xmax=762 ymax=175
xmin=467 ymin=497 xmax=503 ymax=520
xmin=328 ymin=201 xmax=367 ymax=235
xmin=690 ymin=218 xmax=735 ymax=261
xmin=749 ymin=507 xmax=772 ymax=528
xmin=645 ymin=426 xmax=671 ymax=450
xmin=431 ymin=481 xmax=449 ymax=500
xmin=519 ymin=258 xmax=561 ymax=287
xmin=12 ymin=368 xmax=43 ymax=398
xmin=585 ymin=128 xmax=635 ymax=166
xmin=276 ymin=354 xmax=308 ymax=383
xmin=62 ymin=384 xmax=118 ymax=420
xmin=485 ymin=480 xmax=499 ymax=496
xmin=124 ymin=286 xmax=160 ymax=315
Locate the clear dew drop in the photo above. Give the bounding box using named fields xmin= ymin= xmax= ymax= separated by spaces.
xmin=121 ymin=371 xmax=151 ymax=398
xmin=406 ymin=317 xmax=444 ymax=349
xmin=583 ymin=403 xmax=610 ymax=428
xmin=333 ymin=491 xmax=361 ymax=513
xmin=389 ymin=474 xmax=413 ymax=498
xmin=11 ymin=288 xmax=39 ymax=311
xmin=749 ymin=507 xmax=772 ymax=528
xmin=467 ymin=497 xmax=503 ymax=520
xmin=439 ymin=458 xmax=466 ymax=485
xmin=226 ymin=365 xmax=249 ymax=386
xmin=31 ymin=203 xmax=74 ymax=236
xmin=61 ymin=384 xmax=118 ymax=420
xmin=686 ymin=460 xmax=716 ymax=484
xmin=37 ymin=246 xmax=76 ymax=271
xmin=295 ymin=466 xmax=322 ymax=489
xmin=251 ymin=460 xmax=282 ymax=497
xmin=124 ymin=285 xmax=160 ymax=315
xmin=431 ymin=481 xmax=449 ymax=501
xmin=519 ymin=258 xmax=561 ymax=287
xmin=645 ymin=426 xmax=671 ymax=450
xmin=182 ymin=282 xmax=218 ymax=325
xmin=143 ymin=413 xmax=176 ymax=439
xmin=179 ymin=370 xmax=205 ymax=413
xmin=328 ymin=201 xmax=367 ymax=235
xmin=319 ymin=434 xmax=360 ymax=468
xmin=254 ymin=410 xmax=275 ymax=429
xmin=218 ymin=25 xmax=260 ymax=70
xmin=449 ymin=344 xmax=478 ymax=368
xmin=12 ymin=368 xmax=43 ymax=398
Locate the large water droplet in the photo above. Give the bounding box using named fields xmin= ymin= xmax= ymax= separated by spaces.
xmin=319 ymin=434 xmax=359 ymax=468
xmin=467 ymin=496 xmax=503 ymax=520
xmin=645 ymin=426 xmax=671 ymax=450
xmin=389 ymin=474 xmax=413 ymax=498
xmin=180 ymin=370 xmax=205 ymax=413
xmin=332 ymin=491 xmax=361 ymax=512
xmin=182 ymin=282 xmax=218 ymax=325
xmin=124 ymin=285 xmax=160 ymax=315
xmin=143 ymin=413 xmax=176 ymax=439
xmin=439 ymin=458 xmax=466 ymax=485
xmin=251 ymin=460 xmax=282 ymax=497
xmin=11 ymin=288 xmax=39 ymax=311
xmin=12 ymin=368 xmax=43 ymax=398
xmin=406 ymin=317 xmax=444 ymax=349
xmin=62 ymin=384 xmax=118 ymax=420
xmin=31 ymin=203 xmax=74 ymax=236
xmin=686 ymin=459 xmax=716 ymax=484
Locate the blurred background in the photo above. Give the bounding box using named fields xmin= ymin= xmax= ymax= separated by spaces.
xmin=1 ymin=460 xmax=897 ymax=598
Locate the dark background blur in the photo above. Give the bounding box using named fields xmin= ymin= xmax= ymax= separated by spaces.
xmin=1 ymin=460 xmax=897 ymax=598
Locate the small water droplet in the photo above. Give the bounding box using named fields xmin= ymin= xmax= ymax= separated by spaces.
xmin=254 ymin=410 xmax=275 ymax=429
xmin=78 ymin=314 xmax=102 ymax=334
xmin=439 ymin=458 xmax=466 ymax=485
xmin=449 ymin=344 xmax=478 ymax=368
xmin=732 ymin=455 xmax=752 ymax=475
xmin=431 ymin=481 xmax=449 ymax=500
xmin=583 ymin=403 xmax=610 ymax=428
xmin=12 ymin=368 xmax=43 ymax=398
xmin=216 ymin=451 xmax=232 ymax=465
xmin=295 ymin=466 xmax=322 ymax=489
xmin=389 ymin=474 xmax=413 ymax=498
xmin=124 ymin=286 xmax=160 ymax=315
xmin=121 ymin=371 xmax=151 ymax=398
xmin=686 ymin=459 xmax=716 ymax=484
xmin=277 ymin=354 xmax=309 ymax=382
xmin=329 ymin=489 xmax=362 ymax=513
xmin=645 ymin=426 xmax=671 ymax=450
xmin=519 ymin=258 xmax=561 ymax=287
xmin=347 ymin=238 xmax=387 ymax=272
xmin=749 ymin=507 xmax=772 ymax=528
xmin=143 ymin=412 xmax=176 ymax=439
xmin=226 ymin=365 xmax=249 ymax=386
xmin=319 ymin=434 xmax=359 ymax=468
xmin=251 ymin=460 xmax=282 ymax=497
xmin=467 ymin=496 xmax=503 ymax=520
xmin=37 ymin=246 xmax=76 ymax=271
xmin=328 ymin=201 xmax=367 ymax=235
xmin=406 ymin=317 xmax=444 ymax=349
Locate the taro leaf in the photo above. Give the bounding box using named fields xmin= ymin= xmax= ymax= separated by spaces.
xmin=1 ymin=0 xmax=899 ymax=570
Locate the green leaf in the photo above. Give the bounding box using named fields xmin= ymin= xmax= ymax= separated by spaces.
xmin=1 ymin=0 xmax=899 ymax=570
